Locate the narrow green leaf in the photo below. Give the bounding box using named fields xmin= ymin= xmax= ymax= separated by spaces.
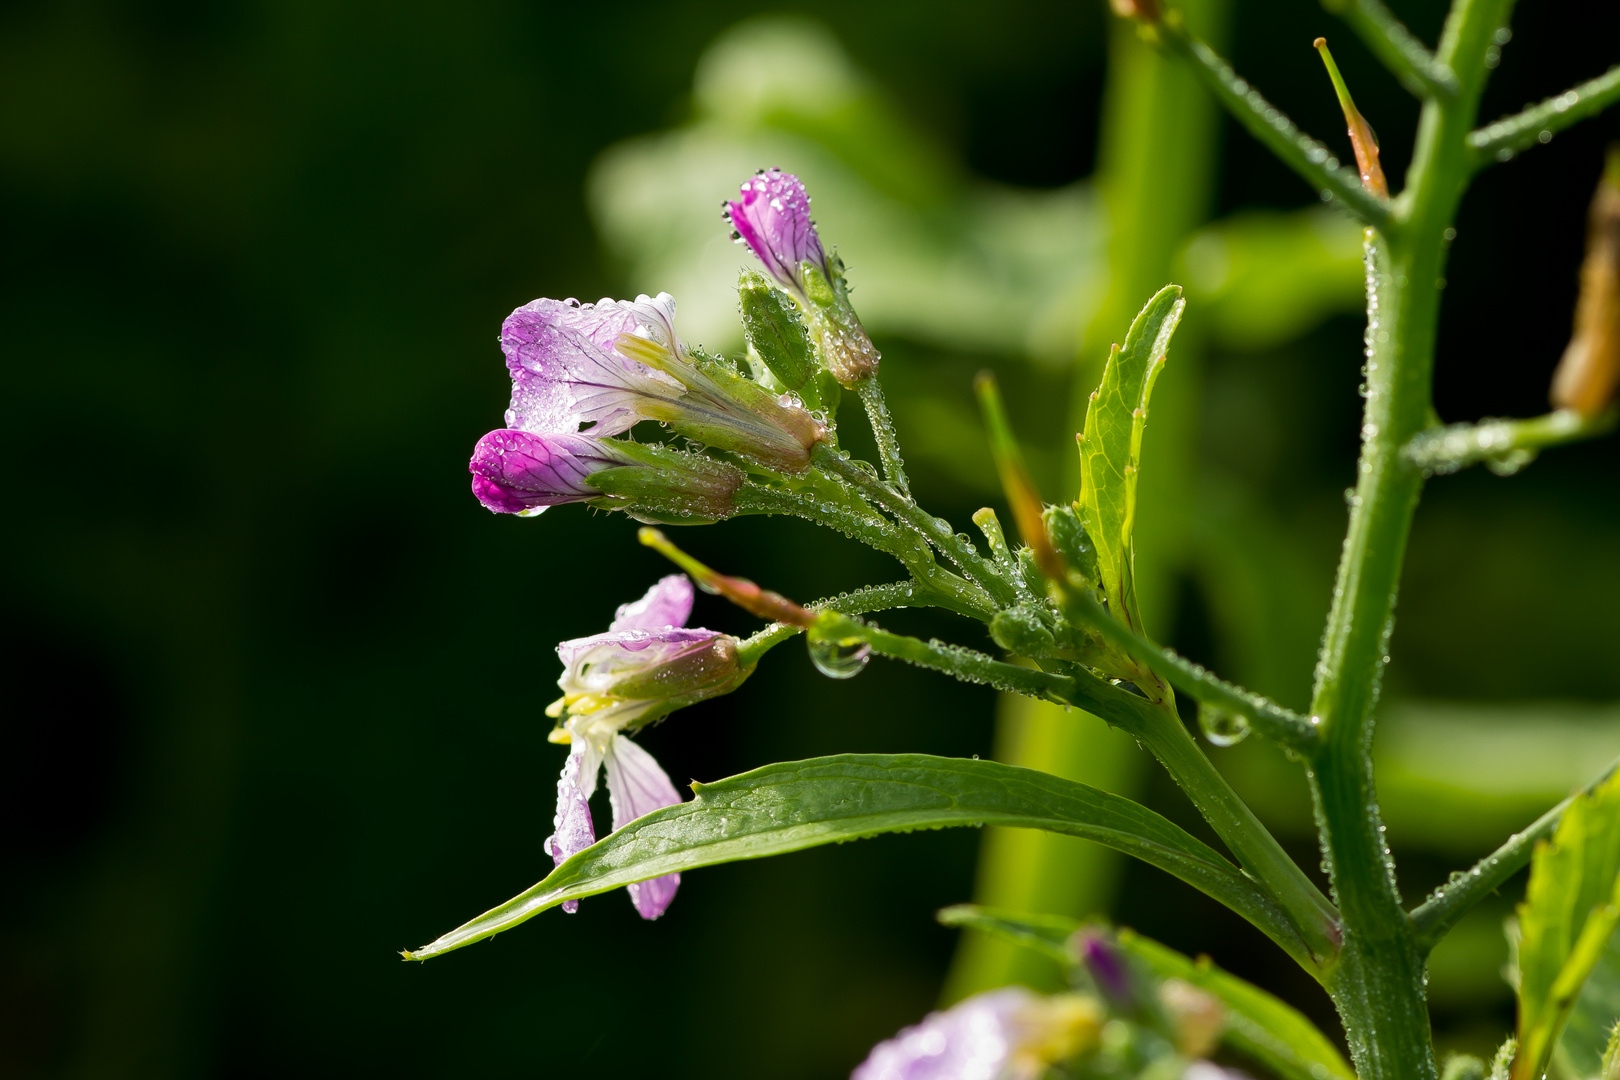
xmin=936 ymin=903 xmax=1077 ymax=966
xmin=1117 ymin=929 xmax=1356 ymax=1080
xmin=933 ymin=905 xmax=1353 ymax=1080
xmin=1077 ymin=285 xmax=1185 ymax=633
xmin=1514 ymin=768 xmax=1620 ymax=1080
xmin=406 ymin=754 xmax=1299 ymax=961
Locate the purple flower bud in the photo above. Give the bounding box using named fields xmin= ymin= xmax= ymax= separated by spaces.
xmin=852 ymin=988 xmax=1101 ymax=1080
xmin=725 ymin=169 xmax=828 ymax=295
xmin=1076 ymin=929 xmax=1135 ymax=1006
xmin=469 ymin=429 xmax=631 ymax=515
xmin=469 ymin=429 xmax=745 ymax=520
xmin=543 ymin=576 xmax=753 ymax=920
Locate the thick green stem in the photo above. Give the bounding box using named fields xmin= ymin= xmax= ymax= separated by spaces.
xmin=1305 ymin=1 xmax=1516 ymax=1076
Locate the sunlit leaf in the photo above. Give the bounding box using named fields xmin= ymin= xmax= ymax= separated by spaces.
xmin=1513 ymin=768 xmax=1620 ymax=1080
xmin=1077 ymin=284 xmax=1185 ymax=632
xmin=405 ymin=753 xmax=1296 ymax=961
xmin=1557 ymin=928 xmax=1620 ymax=1078
xmin=933 ymin=904 xmax=1354 ymax=1080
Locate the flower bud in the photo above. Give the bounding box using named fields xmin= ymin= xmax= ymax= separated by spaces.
xmin=738 ymin=269 xmax=826 ymax=410
xmin=469 ymin=430 xmax=744 ymax=522
xmin=1158 ymin=978 xmax=1224 ymax=1058
xmin=1551 ymin=148 xmax=1620 ymax=417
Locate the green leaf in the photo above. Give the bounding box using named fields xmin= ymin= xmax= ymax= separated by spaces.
xmin=936 ymin=903 xmax=1077 ymax=966
xmin=406 ymin=753 xmax=1297 ymax=961
xmin=1558 ymin=928 xmax=1620 ymax=1078
xmin=1116 ymin=928 xmax=1356 ymax=1080
xmin=1514 ymin=768 xmax=1620 ymax=1080
xmin=932 ymin=905 xmax=1353 ymax=1080
xmin=1077 ymin=284 xmax=1185 ymax=633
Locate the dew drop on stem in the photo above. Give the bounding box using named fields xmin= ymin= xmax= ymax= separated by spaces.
xmin=806 ymin=627 xmax=871 ymax=680
xmin=1197 ymin=703 xmax=1251 ymax=747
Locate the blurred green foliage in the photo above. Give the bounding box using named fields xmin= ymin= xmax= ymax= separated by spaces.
xmin=3 ymin=1 xmax=1618 ymax=1077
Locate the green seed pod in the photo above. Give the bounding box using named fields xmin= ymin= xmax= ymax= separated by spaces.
xmin=991 ymin=605 xmax=1056 ymax=657
xmin=739 ymin=269 xmax=822 ymax=409
xmin=1043 ymin=503 xmax=1100 ymax=584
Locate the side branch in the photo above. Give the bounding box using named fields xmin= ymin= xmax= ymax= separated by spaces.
xmin=736 ymin=580 xmax=925 ymax=666
xmin=1401 ymin=408 xmax=1617 ymax=475
xmin=1468 ymin=66 xmax=1620 ymax=167
xmin=1409 ymin=755 xmax=1620 ymax=953
xmin=1158 ymin=17 xmax=1394 ymax=229
xmin=1323 ymin=0 xmax=1459 ymax=99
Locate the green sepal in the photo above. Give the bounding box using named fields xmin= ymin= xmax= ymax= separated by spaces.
xmin=739 ymin=269 xmax=823 ymax=410
xmin=585 ymin=442 xmax=744 ymax=523
xmin=1043 ymin=502 xmax=1099 ymax=585
xmin=1077 ymin=285 xmax=1185 ymax=635
xmin=989 ymin=605 xmax=1056 ymax=657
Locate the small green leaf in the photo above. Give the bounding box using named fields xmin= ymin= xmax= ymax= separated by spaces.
xmin=933 ymin=905 xmax=1353 ymax=1080
xmin=1513 ymin=768 xmax=1620 ymax=1080
xmin=406 ymin=754 xmax=1296 ymax=961
xmin=1078 ymin=285 xmax=1185 ymax=633
xmin=1558 ymin=928 xmax=1620 ymax=1078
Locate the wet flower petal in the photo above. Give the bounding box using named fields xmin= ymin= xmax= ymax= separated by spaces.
xmin=605 ymin=734 xmax=683 ymax=919
xmin=852 ymin=988 xmax=1032 ymax=1080
xmin=726 ymin=169 xmax=827 ymax=294
xmin=543 ymin=744 xmax=597 ymax=913
xmin=610 ymin=574 xmax=694 ymax=631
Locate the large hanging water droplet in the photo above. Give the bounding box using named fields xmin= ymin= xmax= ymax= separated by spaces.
xmin=806 ymin=628 xmax=871 ymax=679
xmin=1198 ymin=704 xmax=1251 ymax=747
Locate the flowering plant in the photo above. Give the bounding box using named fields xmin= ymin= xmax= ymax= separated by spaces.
xmin=408 ymin=6 xmax=1620 ymax=1079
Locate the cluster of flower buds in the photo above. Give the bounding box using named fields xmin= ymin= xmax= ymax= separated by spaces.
xmin=726 ymin=169 xmax=881 ymax=387
xmin=469 ymin=291 xmax=828 ymax=520
xmin=854 ymin=928 xmax=1236 ymax=1079
xmin=543 ymin=575 xmax=750 ymax=919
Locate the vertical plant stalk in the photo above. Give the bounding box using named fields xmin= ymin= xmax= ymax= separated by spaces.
xmin=1306 ymin=0 xmax=1517 ymax=1076
xmin=946 ymin=0 xmax=1227 ymax=999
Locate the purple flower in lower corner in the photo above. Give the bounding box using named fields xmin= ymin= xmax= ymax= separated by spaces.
xmin=725 ymin=169 xmax=828 ymax=297
xmin=543 ymin=574 xmax=750 ymax=919
xmin=853 ymin=987 xmax=1101 ymax=1080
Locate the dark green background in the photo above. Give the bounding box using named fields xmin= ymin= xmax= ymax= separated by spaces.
xmin=3 ymin=1 xmax=1617 ymax=1077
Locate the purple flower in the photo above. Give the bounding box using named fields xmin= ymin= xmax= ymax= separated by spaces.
xmin=468 ymin=428 xmax=744 ymax=520
xmin=498 ymin=291 xmax=825 ymax=472
xmin=725 ymin=169 xmax=828 ymax=296
xmin=852 ymin=988 xmax=1101 ymax=1080
xmin=543 ymin=575 xmax=749 ymax=919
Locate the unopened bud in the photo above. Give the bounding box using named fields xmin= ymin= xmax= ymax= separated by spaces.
xmin=1110 ymin=0 xmax=1161 ymax=22
xmin=1315 ymin=38 xmax=1388 ymax=199
xmin=1551 ymin=148 xmax=1620 ymax=417
xmin=1158 ymin=978 xmax=1224 ymax=1057
xmin=739 ymin=270 xmax=824 ymax=408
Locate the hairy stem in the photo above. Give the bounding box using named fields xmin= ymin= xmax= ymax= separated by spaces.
xmin=855 ymin=377 xmax=910 ymax=498
xmin=1324 ymin=0 xmax=1459 ymax=98
xmin=1409 ymin=754 xmax=1620 ymax=952
xmin=1401 ymin=407 xmax=1617 ymax=474
xmin=737 ymin=580 xmax=926 ymax=666
xmin=1305 ymin=0 xmax=1518 ymax=1075
xmin=1468 ymin=65 xmax=1620 ymax=167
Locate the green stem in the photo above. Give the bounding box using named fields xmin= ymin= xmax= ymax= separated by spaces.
xmin=822 ymin=612 xmax=1341 ymax=967
xmin=855 ymin=377 xmax=910 ymax=498
xmin=1324 ymin=0 xmax=1459 ymax=98
xmin=1468 ymin=65 xmax=1620 ymax=168
xmin=736 ymin=580 xmax=925 ymax=666
xmin=1409 ymin=754 xmax=1620 ymax=953
xmin=1159 ymin=16 xmax=1395 ymax=228
xmin=733 ymin=483 xmax=995 ymax=619
xmin=1304 ymin=0 xmax=1517 ymax=1075
xmin=1056 ymin=586 xmax=1320 ymax=755
xmin=814 ymin=444 xmax=1023 ymax=609
xmin=1401 ymin=407 xmax=1618 ymax=475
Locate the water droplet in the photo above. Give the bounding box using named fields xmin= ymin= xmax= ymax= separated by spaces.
xmin=1198 ymin=704 xmax=1251 ymax=748
xmin=806 ymin=627 xmax=871 ymax=679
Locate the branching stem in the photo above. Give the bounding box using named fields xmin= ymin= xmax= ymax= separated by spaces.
xmin=1324 ymin=0 xmax=1459 ymax=99
xmin=1468 ymin=65 xmax=1620 ymax=168
xmin=1401 ymin=408 xmax=1617 ymax=475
